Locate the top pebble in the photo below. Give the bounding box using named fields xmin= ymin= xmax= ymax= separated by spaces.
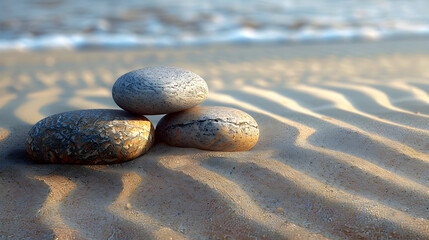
xmin=112 ymin=66 xmax=209 ymax=115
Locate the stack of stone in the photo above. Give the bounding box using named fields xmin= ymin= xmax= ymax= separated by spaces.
xmin=26 ymin=67 xmax=259 ymax=164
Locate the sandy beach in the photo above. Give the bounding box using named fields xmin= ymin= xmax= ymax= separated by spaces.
xmin=1 ymin=39 xmax=429 ymax=239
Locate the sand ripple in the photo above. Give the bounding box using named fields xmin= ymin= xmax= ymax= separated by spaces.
xmin=0 ymin=40 xmax=428 ymax=239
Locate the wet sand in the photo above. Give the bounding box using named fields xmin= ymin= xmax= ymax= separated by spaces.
xmin=0 ymin=39 xmax=429 ymax=239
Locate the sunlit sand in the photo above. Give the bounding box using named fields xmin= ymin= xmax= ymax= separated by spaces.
xmin=0 ymin=39 xmax=428 ymax=239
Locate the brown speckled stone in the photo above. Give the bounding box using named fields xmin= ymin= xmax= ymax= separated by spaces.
xmin=26 ymin=109 xmax=154 ymax=164
xmin=156 ymin=106 xmax=259 ymax=151
xmin=112 ymin=66 xmax=208 ymax=115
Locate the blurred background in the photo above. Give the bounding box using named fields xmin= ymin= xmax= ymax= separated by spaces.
xmin=1 ymin=0 xmax=429 ymax=51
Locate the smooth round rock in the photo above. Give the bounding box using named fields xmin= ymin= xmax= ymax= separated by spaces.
xmin=26 ymin=109 xmax=154 ymax=164
xmin=112 ymin=66 xmax=208 ymax=115
xmin=156 ymin=106 xmax=259 ymax=151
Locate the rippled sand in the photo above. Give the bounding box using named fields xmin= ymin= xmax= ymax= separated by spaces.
xmin=0 ymin=39 xmax=428 ymax=239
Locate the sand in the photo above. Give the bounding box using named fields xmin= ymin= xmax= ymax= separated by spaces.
xmin=0 ymin=39 xmax=428 ymax=239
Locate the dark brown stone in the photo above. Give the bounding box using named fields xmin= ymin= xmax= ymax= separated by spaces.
xmin=26 ymin=109 xmax=154 ymax=164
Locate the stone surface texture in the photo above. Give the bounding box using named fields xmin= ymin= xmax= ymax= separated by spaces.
xmin=26 ymin=109 xmax=154 ymax=164
xmin=156 ymin=106 xmax=259 ymax=151
xmin=112 ymin=66 xmax=208 ymax=115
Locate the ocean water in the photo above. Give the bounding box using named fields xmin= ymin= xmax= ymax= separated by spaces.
xmin=1 ymin=0 xmax=429 ymax=50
